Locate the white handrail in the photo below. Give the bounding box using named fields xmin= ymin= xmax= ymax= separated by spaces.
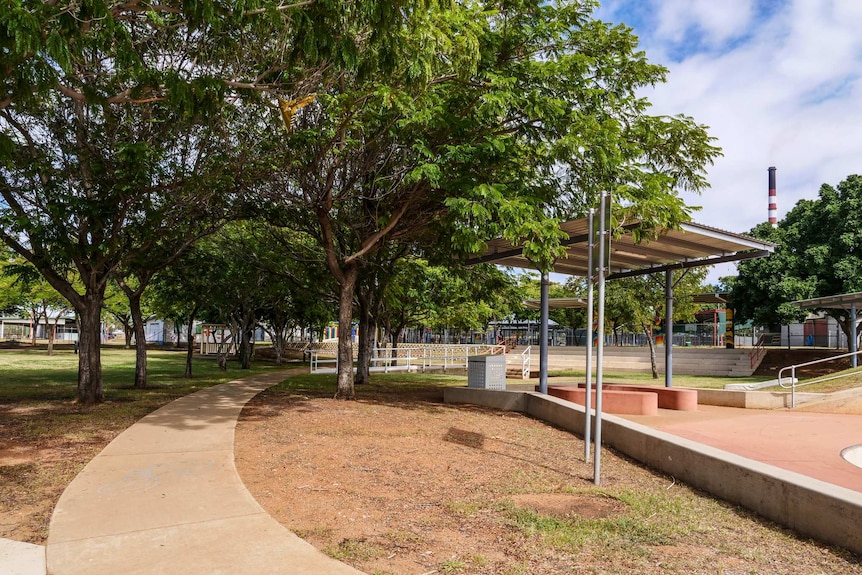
xmin=309 ymin=350 xmax=337 ymax=373
xmin=778 ymin=350 xmax=862 ymax=407
xmin=309 ymin=343 xmax=505 ymax=373
xmin=520 ymin=346 xmax=532 ymax=380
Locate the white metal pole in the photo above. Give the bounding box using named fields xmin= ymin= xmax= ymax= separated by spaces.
xmin=594 ymin=193 xmax=608 ymax=485
xmin=851 ymin=302 xmax=858 ymax=369
xmin=584 ymin=209 xmax=595 ymax=463
xmin=539 ymin=270 xmax=550 ymax=394
xmin=665 ymin=269 xmax=673 ymax=388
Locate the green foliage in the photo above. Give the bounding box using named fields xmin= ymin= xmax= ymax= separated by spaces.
xmin=604 ymin=269 xmax=707 ymax=334
xmin=734 ymin=175 xmax=862 ymax=334
xmin=2 ymin=0 xmax=721 ymax=402
xmin=379 ymin=260 xmax=523 ymax=338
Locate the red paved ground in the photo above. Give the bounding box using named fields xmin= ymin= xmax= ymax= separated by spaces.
xmin=622 ymin=405 xmax=862 ymax=492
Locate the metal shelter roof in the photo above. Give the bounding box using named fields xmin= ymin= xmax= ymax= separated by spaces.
xmin=691 ymin=293 xmax=729 ymax=305
xmin=523 ymin=297 xmax=588 ymax=310
xmin=468 ymin=219 xmax=775 ymax=279
xmin=793 ymin=292 xmax=862 ymax=310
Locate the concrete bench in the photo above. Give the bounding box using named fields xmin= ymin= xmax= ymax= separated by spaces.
xmin=576 ymin=383 xmax=698 ymax=411
xmin=544 ymin=385 xmax=658 ymax=416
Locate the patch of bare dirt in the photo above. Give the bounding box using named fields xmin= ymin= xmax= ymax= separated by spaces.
xmin=235 ymin=383 xmax=862 ymax=575
xmin=0 ymin=403 xmax=113 ymax=543
xmin=508 ymin=493 xmax=624 ymax=520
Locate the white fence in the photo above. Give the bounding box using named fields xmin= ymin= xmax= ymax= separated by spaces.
xmin=309 ymin=344 xmax=505 ymax=374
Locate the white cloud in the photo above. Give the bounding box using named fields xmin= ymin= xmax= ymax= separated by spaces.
xmin=654 ymin=0 xmax=756 ymax=50
xmin=598 ymin=0 xmax=862 ymax=282
xmin=599 ymin=0 xmax=862 ymax=279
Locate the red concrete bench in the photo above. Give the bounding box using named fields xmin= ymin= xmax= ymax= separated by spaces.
xmin=576 ymin=383 xmax=698 ymax=411
xmin=544 ymin=385 xmax=658 ymax=416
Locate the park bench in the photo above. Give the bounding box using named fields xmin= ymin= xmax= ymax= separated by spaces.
xmin=544 ymin=385 xmax=658 ymax=416
xmin=576 ymin=382 xmax=698 ymax=411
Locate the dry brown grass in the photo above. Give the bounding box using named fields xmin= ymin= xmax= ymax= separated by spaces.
xmin=235 ymin=373 xmax=862 ymax=575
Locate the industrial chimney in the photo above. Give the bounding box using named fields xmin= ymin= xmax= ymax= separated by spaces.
xmin=768 ymin=166 xmax=777 ymax=227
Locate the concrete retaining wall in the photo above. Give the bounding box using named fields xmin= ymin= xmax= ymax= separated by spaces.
xmin=696 ymin=388 xmax=822 ymax=409
xmin=443 ymin=387 xmax=862 ymax=556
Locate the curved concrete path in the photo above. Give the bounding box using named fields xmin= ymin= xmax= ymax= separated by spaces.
xmin=46 ymin=371 xmax=364 ymax=575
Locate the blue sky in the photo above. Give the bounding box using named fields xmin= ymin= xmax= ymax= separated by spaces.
xmin=594 ymin=0 xmax=862 ymax=282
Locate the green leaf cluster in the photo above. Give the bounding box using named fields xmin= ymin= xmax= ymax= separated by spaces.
xmin=734 ymin=174 xmax=862 ymax=332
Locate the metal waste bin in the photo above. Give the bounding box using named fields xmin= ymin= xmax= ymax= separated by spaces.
xmin=467 ymin=354 xmax=506 ymax=390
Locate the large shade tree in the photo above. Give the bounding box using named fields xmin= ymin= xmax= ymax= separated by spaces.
xmin=263 ymin=0 xmax=721 ymax=399
xmin=604 ymin=269 xmax=707 ymax=378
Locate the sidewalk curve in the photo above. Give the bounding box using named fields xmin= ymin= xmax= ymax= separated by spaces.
xmin=46 ymin=371 xmax=365 ymax=575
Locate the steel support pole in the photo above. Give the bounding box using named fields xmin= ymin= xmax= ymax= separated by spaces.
xmin=665 ymin=269 xmax=673 ymax=388
xmin=539 ymin=270 xmax=550 ymax=394
xmin=852 ymin=302 xmax=858 ymax=368
xmin=593 ymin=195 xmax=608 ymax=485
xmin=584 ymin=209 xmax=595 ymax=463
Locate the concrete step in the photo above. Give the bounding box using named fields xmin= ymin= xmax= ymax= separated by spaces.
xmin=527 ymin=347 xmax=752 ymax=376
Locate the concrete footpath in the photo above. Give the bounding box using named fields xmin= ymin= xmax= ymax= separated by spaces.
xmin=44 ymin=371 xmax=364 ymax=575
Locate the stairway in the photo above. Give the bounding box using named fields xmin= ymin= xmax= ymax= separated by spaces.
xmin=521 ymin=346 xmax=756 ymax=377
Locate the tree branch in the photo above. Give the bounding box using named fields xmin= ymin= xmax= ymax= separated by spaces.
xmin=243 ymin=1 xmax=316 ymax=16
xmin=344 ymin=200 xmax=411 ymax=265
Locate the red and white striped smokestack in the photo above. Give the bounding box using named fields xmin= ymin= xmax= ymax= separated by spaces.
xmin=768 ymin=166 xmax=777 ymax=227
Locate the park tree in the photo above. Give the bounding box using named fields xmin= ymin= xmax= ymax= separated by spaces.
xmin=733 ymin=175 xmax=862 ymax=347
xmin=150 ymin=245 xmax=223 ymax=378
xmin=604 ymin=269 xmax=707 ymax=378
xmin=378 ymin=259 xmax=523 ymax=347
xmin=264 ymin=0 xmax=720 ymax=398
xmin=1 ymin=254 xmax=75 ymax=353
xmin=103 ymin=281 xmax=136 ymax=349
xmin=0 ymin=3 xmax=257 ymax=402
xmin=0 ymin=249 xmax=24 ymax=315
xmin=231 ymin=223 xmax=336 ymax=366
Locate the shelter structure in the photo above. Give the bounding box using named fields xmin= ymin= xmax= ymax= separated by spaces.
xmin=469 ymin=218 xmax=775 ymax=387
xmin=522 ymin=297 xmax=588 ymax=310
xmin=793 ymin=292 xmax=862 ymax=368
xmin=468 ymin=214 xmax=774 ymax=484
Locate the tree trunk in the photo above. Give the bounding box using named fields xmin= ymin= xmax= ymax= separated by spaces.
xmin=355 ymin=293 xmax=372 ymax=385
xmin=46 ymin=322 xmax=55 ymax=356
xmin=185 ymin=306 xmax=199 ymax=378
xmin=389 ymin=322 xmax=407 ymax=365
xmin=275 ymin=342 xmax=284 ymax=365
xmin=335 ymin=267 xmax=359 ymax=399
xmin=240 ymin=327 xmax=254 ymax=369
xmin=129 ymin=293 xmax=148 ymax=389
xmin=76 ymin=298 xmax=104 ymax=404
xmin=238 ymin=311 xmax=256 ymax=369
xmin=30 ymin=311 xmax=38 ymax=346
xmin=643 ymin=322 xmax=659 ymax=379
xmin=272 ymin=328 xmax=286 ymax=365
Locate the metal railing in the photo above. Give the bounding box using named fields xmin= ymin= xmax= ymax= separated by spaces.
xmin=520 ymin=346 xmax=532 ymax=379
xmin=309 ymin=344 xmax=505 ymax=374
xmin=778 ymin=350 xmax=862 ymax=407
xmin=748 ymin=333 xmax=769 ymax=370
xmin=310 ymin=351 xmax=337 ymax=373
